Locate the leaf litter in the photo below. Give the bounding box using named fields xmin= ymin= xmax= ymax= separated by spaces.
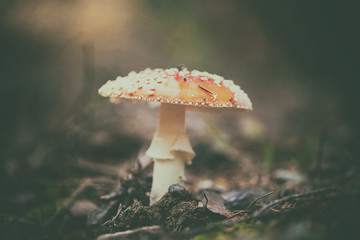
xmin=90 ymin=164 xmax=345 ymax=240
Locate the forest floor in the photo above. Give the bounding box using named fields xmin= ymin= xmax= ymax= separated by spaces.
xmin=1 ymin=105 xmax=359 ymax=240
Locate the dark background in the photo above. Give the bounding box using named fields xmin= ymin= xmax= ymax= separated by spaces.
xmin=1 ymin=0 xmax=359 ymax=143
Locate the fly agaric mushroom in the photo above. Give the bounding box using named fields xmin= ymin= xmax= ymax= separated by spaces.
xmin=98 ymin=67 xmax=252 ymax=204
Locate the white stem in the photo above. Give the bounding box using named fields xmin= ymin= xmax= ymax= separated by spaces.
xmin=146 ymin=103 xmax=195 ymax=204
xmin=151 ymin=156 xmax=186 ymax=204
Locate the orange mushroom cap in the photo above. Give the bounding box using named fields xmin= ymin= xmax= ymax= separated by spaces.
xmin=98 ymin=67 xmax=252 ymax=110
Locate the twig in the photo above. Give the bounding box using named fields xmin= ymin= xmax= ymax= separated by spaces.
xmin=203 ymin=193 xmax=209 ymax=208
xmin=269 ymin=207 xmax=280 ymax=212
xmin=245 ymin=191 xmax=275 ymax=211
xmin=77 ymin=158 xmax=130 ymax=177
xmin=44 ymin=176 xmax=116 ymax=228
xmin=44 ymin=178 xmax=94 ymax=227
xmin=249 ymin=187 xmax=339 ymax=220
xmin=225 ymin=191 xmax=274 ymax=221
xmin=102 ymin=203 xmax=123 ymax=227
xmin=97 ymin=226 xmax=162 ymax=240
xmin=112 ymin=203 xmax=123 ymax=221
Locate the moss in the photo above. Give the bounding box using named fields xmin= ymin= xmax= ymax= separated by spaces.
xmin=193 ymin=222 xmax=268 ymax=240
xmin=259 ymin=141 xmax=276 ymax=171
xmin=114 ymin=200 xmax=152 ymax=230
xmin=25 ymin=202 xmax=58 ymax=224
xmin=108 ymin=188 xmax=225 ymax=233
xmin=295 ymin=137 xmax=317 ymax=169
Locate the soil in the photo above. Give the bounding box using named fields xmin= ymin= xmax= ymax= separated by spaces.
xmin=88 ymin=165 xmax=359 ymax=240
xmin=102 ymin=184 xmax=225 ymax=233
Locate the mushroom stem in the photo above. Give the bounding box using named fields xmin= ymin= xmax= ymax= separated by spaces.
xmin=146 ymin=103 xmax=195 ymax=204
xmin=151 ymin=156 xmax=186 ymax=203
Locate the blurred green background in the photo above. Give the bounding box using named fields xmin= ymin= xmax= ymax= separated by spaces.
xmin=0 ymin=0 xmax=359 ymax=222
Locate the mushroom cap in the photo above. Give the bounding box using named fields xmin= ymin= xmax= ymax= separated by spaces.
xmin=98 ymin=67 xmax=252 ymax=111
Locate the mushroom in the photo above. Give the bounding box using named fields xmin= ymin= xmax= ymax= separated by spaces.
xmin=98 ymin=67 xmax=252 ymax=204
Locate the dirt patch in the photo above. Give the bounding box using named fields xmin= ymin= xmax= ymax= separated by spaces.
xmin=102 ymin=184 xmax=225 ymax=233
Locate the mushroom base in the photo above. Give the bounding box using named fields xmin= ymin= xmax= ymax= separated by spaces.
xmin=150 ymin=156 xmax=186 ymax=205
xmin=146 ymin=103 xmax=195 ymax=204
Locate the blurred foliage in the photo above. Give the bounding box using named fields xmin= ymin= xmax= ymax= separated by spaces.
xmin=259 ymin=141 xmax=275 ymax=172
xmin=25 ymin=202 xmax=58 ymax=224
xmin=193 ymin=222 xmax=268 ymax=240
xmin=295 ymin=137 xmax=317 ymax=169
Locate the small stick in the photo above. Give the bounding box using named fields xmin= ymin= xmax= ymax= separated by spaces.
xmin=198 ymin=85 xmax=214 ymax=95
xmin=250 ymin=187 xmax=339 ymax=220
xmin=112 ymin=203 xmax=123 ymax=221
xmin=245 ymin=191 xmax=275 ymax=211
xmin=102 ymin=203 xmax=123 ymax=227
xmin=226 ymin=191 xmax=274 ymax=221
xmin=203 ymin=193 xmax=209 ymax=208
xmin=269 ymin=207 xmax=280 ymax=212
